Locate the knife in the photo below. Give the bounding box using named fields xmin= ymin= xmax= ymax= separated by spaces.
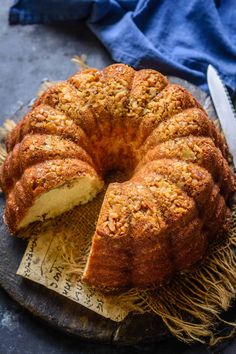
xmin=207 ymin=64 xmax=236 ymax=167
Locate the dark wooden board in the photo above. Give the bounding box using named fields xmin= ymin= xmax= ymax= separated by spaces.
xmin=0 ymin=78 xmax=221 ymax=345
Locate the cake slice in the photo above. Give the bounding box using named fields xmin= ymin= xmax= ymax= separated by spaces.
xmin=3 ymin=158 xmax=103 ymax=233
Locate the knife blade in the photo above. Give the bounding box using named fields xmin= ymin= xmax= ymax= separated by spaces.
xmin=207 ymin=64 xmax=236 ymax=167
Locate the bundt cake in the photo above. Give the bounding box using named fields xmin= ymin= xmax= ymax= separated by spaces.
xmin=1 ymin=64 xmax=235 ymax=292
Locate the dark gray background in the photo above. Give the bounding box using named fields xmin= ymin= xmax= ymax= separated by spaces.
xmin=0 ymin=1 xmax=236 ymax=353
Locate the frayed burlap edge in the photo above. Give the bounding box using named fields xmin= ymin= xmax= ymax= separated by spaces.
xmin=58 ymin=204 xmax=236 ymax=346
xmin=1 ymin=119 xmax=236 ymax=346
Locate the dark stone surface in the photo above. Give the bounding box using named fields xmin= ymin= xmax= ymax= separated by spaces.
xmin=0 ymin=1 xmax=111 ymax=120
xmin=1 ymin=0 xmax=236 ymax=353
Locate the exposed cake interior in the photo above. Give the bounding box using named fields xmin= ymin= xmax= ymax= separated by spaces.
xmin=1 ymin=63 xmax=234 ymax=292
xmin=18 ymin=176 xmax=104 ymax=230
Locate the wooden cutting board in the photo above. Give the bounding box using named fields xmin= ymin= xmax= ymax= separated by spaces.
xmin=0 ymin=78 xmax=225 ymax=345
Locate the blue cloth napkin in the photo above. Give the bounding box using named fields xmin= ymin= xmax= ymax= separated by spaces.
xmin=10 ymin=0 xmax=236 ymax=94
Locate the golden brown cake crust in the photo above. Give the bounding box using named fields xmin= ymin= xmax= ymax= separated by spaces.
xmin=4 ymin=159 xmax=100 ymax=233
xmin=1 ymin=134 xmax=96 ymax=194
xmin=1 ymin=63 xmax=235 ymax=292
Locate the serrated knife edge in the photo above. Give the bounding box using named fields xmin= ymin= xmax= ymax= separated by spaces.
xmin=207 ymin=65 xmax=236 ymax=167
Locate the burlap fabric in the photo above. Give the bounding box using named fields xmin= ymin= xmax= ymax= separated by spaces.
xmin=0 ymin=116 xmax=236 ymax=345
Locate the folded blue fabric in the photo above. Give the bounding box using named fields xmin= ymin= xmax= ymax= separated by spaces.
xmin=10 ymin=0 xmax=236 ymax=94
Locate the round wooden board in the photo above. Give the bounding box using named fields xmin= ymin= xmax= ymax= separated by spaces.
xmin=0 ymin=77 xmax=222 ymax=345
